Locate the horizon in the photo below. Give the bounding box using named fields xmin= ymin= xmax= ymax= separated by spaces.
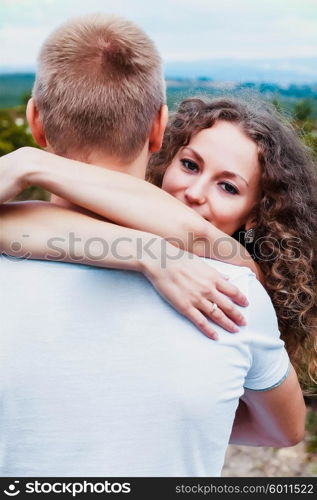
xmin=1 ymin=57 xmax=317 ymax=86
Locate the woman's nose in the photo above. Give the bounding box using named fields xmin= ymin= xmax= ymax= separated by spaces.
xmin=184 ymin=181 xmax=207 ymax=205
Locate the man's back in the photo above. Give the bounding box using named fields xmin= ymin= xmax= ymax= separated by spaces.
xmin=0 ymin=257 xmax=289 ymax=477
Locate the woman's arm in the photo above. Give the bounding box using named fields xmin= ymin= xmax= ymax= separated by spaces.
xmin=0 ymin=201 xmax=248 ymax=339
xmin=0 ymin=147 xmax=260 ymax=278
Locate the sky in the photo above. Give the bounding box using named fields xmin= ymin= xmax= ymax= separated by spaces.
xmin=0 ymin=0 xmax=316 ymax=69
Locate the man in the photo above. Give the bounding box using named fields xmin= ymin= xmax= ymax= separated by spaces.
xmin=0 ymin=14 xmax=305 ymax=476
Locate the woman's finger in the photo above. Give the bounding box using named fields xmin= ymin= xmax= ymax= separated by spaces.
xmin=216 ymin=278 xmax=248 ymax=307
xmin=212 ymin=291 xmax=246 ymax=327
xmin=187 ymin=307 xmax=219 ymax=340
xmin=199 ymin=299 xmax=239 ymax=333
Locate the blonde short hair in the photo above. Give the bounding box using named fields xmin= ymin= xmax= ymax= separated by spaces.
xmin=33 ymin=14 xmax=165 ymax=160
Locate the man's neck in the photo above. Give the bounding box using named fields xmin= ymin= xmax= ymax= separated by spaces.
xmin=49 ymin=144 xmax=149 ymax=215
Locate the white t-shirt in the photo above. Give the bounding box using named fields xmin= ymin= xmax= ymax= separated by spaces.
xmin=0 ymin=256 xmax=289 ymax=477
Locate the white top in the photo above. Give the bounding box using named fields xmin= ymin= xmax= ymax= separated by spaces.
xmin=0 ymin=256 xmax=289 ymax=477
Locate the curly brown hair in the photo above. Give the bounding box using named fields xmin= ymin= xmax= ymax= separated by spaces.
xmin=147 ymin=97 xmax=317 ymax=390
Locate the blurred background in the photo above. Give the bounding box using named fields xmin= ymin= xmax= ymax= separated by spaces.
xmin=1 ymin=0 xmax=316 ymax=476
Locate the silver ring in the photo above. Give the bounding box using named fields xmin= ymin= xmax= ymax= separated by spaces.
xmin=210 ymin=302 xmax=218 ymax=314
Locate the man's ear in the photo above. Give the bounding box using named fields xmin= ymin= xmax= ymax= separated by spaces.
xmin=149 ymin=104 xmax=168 ymax=153
xmin=26 ymin=98 xmax=47 ymax=148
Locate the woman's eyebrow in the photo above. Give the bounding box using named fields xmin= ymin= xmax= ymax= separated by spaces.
xmin=182 ymin=147 xmax=204 ymax=165
xmin=221 ymin=170 xmax=249 ymax=187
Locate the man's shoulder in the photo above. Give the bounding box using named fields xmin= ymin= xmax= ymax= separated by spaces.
xmin=0 ymin=255 xmax=142 ymax=287
xmin=0 ymin=254 xmax=97 ymax=277
xmin=200 ymin=257 xmax=255 ymax=280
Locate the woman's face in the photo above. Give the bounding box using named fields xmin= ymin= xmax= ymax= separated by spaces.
xmin=161 ymin=120 xmax=262 ymax=235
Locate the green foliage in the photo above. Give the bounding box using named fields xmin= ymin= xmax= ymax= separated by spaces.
xmin=303 ymin=132 xmax=317 ymax=158
xmin=0 ymin=103 xmax=48 ymax=201
xmin=0 ymin=108 xmax=37 ymax=155
xmin=293 ymin=99 xmax=313 ymax=121
xmin=14 ymin=185 xmax=50 ymax=202
xmin=21 ymin=91 xmax=32 ymax=107
xmin=271 ymin=98 xmax=283 ymax=113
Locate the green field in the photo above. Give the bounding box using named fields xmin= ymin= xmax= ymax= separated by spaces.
xmin=1 ymin=73 xmax=317 ymax=116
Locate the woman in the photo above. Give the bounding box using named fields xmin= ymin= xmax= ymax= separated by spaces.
xmin=149 ymin=97 xmax=317 ymax=388
xmin=1 ymin=96 xmax=317 ymax=387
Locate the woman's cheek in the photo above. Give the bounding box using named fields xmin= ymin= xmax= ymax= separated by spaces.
xmin=161 ymin=175 xmax=173 ymax=194
xmin=210 ymin=195 xmax=243 ymax=231
xmin=162 ymin=166 xmax=180 ymax=192
xmin=163 ymin=171 xmax=189 ymax=196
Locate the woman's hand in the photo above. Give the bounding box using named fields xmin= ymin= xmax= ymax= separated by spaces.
xmin=142 ymin=241 xmax=248 ymax=340
xmin=0 ymin=147 xmax=36 ymax=203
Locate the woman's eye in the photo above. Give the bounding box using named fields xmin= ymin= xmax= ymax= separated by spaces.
xmin=180 ymin=159 xmax=199 ymax=172
xmin=219 ymin=182 xmax=239 ymax=195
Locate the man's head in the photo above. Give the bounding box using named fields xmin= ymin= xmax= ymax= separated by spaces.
xmin=27 ymin=14 xmax=167 ymax=166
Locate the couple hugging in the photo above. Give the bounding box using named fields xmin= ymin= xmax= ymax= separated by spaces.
xmin=1 ymin=13 xmax=316 ymax=477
